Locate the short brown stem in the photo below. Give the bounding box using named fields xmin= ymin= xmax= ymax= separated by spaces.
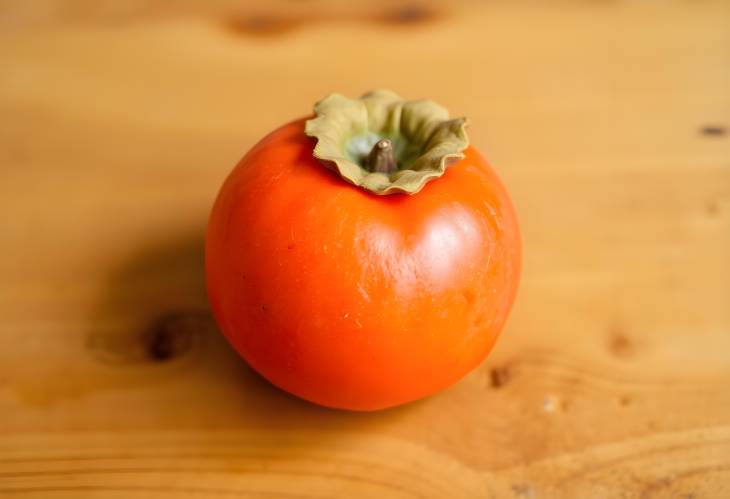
xmin=366 ymin=139 xmax=398 ymax=174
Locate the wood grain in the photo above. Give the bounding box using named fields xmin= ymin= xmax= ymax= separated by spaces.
xmin=1 ymin=1 xmax=729 ymax=497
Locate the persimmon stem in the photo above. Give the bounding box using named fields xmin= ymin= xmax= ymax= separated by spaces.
xmin=366 ymin=139 xmax=398 ymax=174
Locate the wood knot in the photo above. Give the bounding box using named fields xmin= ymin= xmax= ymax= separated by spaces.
xmin=705 ymin=200 xmax=720 ymax=216
xmin=699 ymin=125 xmax=726 ymax=137
xmin=489 ymin=366 xmax=511 ymax=389
xmin=617 ymin=395 xmax=632 ymax=407
xmin=380 ymin=5 xmax=438 ymax=25
xmin=226 ymin=14 xmax=302 ymax=37
xmin=144 ymin=311 xmax=204 ymax=362
xmin=88 ymin=309 xmax=211 ymax=365
xmin=608 ymin=328 xmax=634 ymax=358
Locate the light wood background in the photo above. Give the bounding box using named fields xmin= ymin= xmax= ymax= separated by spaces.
xmin=1 ymin=1 xmax=729 ymax=497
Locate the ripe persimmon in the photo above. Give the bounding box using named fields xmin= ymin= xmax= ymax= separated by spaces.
xmin=206 ymin=90 xmax=520 ymax=410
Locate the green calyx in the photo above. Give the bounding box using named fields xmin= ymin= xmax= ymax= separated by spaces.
xmin=304 ymin=89 xmax=469 ymax=195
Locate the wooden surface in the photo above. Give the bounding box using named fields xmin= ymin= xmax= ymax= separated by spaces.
xmin=2 ymin=1 xmax=730 ymax=497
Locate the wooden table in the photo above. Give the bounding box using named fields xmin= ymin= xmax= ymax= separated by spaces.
xmin=2 ymin=1 xmax=729 ymax=497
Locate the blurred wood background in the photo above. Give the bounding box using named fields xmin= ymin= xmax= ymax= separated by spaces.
xmin=1 ymin=1 xmax=729 ymax=497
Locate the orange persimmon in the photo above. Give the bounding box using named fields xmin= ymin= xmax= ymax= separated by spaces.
xmin=205 ymin=91 xmax=520 ymax=410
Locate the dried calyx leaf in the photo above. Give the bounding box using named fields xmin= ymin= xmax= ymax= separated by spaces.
xmin=304 ymin=89 xmax=469 ymax=195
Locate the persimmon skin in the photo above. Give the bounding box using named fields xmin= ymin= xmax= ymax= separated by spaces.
xmin=205 ymin=118 xmax=521 ymax=411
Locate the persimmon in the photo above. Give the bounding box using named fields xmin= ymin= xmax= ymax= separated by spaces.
xmin=205 ymin=90 xmax=520 ymax=410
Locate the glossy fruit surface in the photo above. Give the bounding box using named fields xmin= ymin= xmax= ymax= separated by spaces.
xmin=205 ymin=118 xmax=520 ymax=411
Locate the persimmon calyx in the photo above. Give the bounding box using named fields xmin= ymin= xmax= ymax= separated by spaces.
xmin=304 ymin=89 xmax=469 ymax=195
